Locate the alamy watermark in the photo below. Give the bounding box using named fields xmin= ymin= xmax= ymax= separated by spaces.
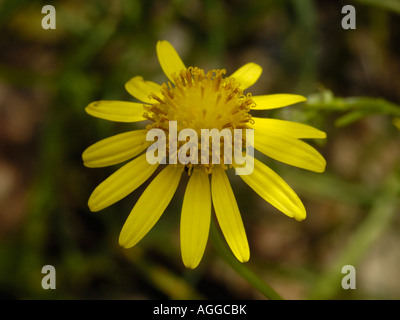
xmin=342 ymin=5 xmax=356 ymax=30
xmin=41 ymin=5 xmax=56 ymax=30
xmin=41 ymin=265 xmax=56 ymax=289
xmin=145 ymin=121 xmax=254 ymax=175
xmin=40 ymin=4 xmax=355 ymax=31
xmin=341 ymin=265 xmax=356 ymax=290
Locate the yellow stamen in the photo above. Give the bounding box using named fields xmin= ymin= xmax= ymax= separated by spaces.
xmin=145 ymin=67 xmax=255 ymax=173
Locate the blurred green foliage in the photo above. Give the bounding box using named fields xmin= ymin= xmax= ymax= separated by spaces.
xmin=0 ymin=0 xmax=399 ymax=299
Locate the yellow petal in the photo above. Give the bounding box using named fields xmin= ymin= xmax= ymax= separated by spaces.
xmin=156 ymin=40 xmax=186 ymax=84
xmin=125 ymin=76 xmax=162 ymax=104
xmin=254 ymin=131 xmax=326 ymax=172
xmin=119 ymin=165 xmax=183 ymax=248
xmin=85 ymin=101 xmax=147 ymax=122
xmin=180 ymin=170 xmax=211 ymax=269
xmin=230 ymin=62 xmax=262 ymax=90
xmin=236 ymin=157 xmax=306 ymax=221
xmin=250 ymin=117 xmax=326 ymax=139
xmin=88 ymin=153 xmax=158 ymax=212
xmin=82 ymin=130 xmax=151 ymax=168
xmin=254 ymin=131 xmax=326 ymax=173
xmin=252 ymin=94 xmax=307 ymax=110
xmin=211 ymin=167 xmax=249 ymax=263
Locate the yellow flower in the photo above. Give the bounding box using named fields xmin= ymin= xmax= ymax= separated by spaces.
xmin=83 ymin=40 xmax=326 ymax=269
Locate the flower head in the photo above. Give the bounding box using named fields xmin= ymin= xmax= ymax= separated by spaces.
xmin=83 ymin=40 xmax=326 ymax=269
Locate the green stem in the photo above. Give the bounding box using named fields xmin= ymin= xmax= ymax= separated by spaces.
xmin=210 ymin=220 xmax=284 ymax=300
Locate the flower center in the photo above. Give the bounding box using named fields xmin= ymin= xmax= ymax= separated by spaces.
xmin=144 ymin=67 xmax=254 ymax=173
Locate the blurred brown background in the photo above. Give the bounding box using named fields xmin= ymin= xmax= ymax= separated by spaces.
xmin=0 ymin=0 xmax=399 ymax=299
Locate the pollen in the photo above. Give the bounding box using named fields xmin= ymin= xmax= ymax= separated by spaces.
xmin=144 ymin=67 xmax=255 ymax=173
